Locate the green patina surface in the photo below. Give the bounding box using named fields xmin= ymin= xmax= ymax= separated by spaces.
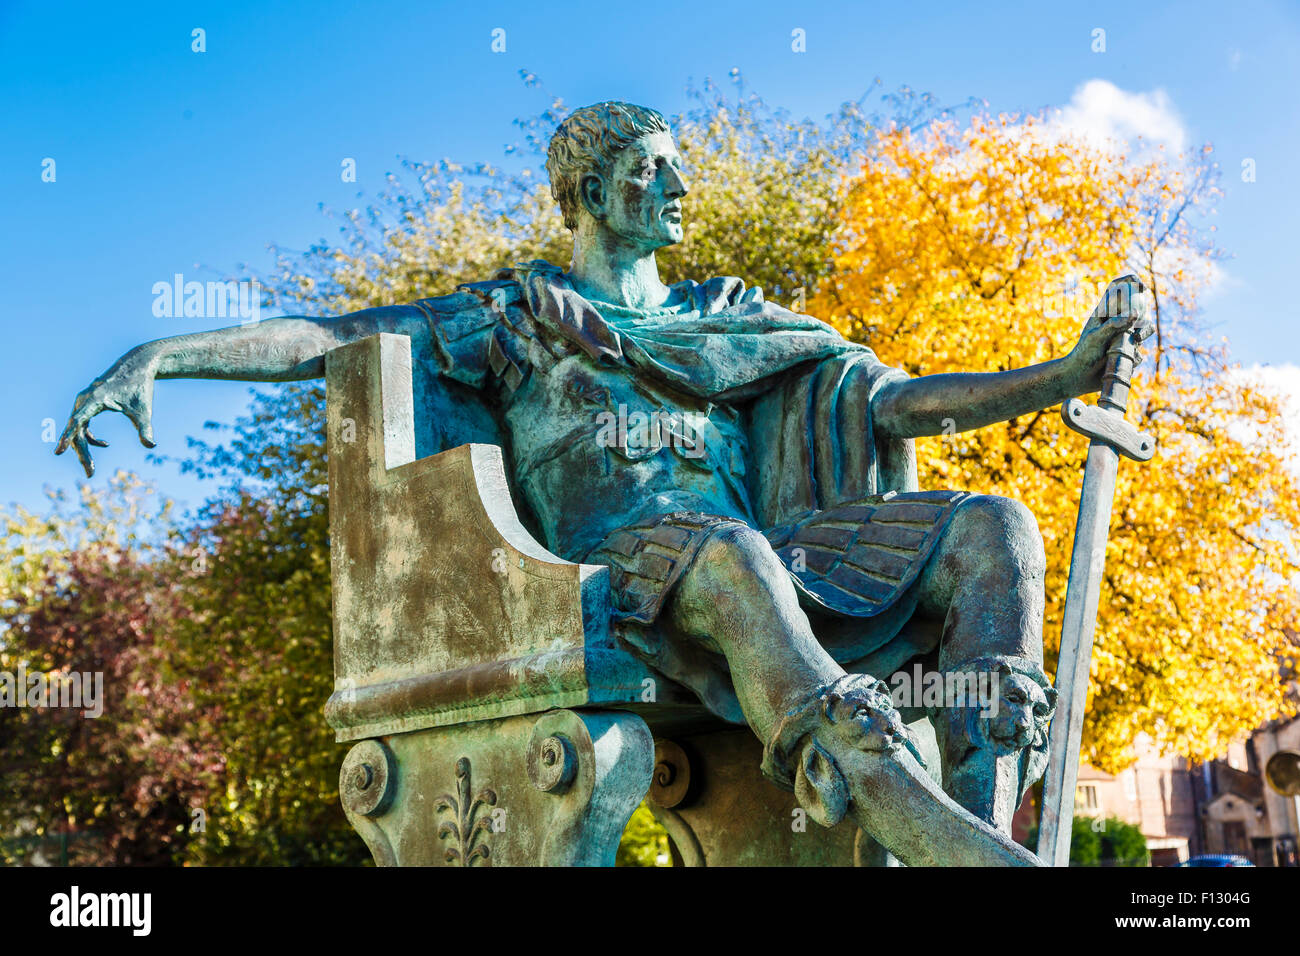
xmin=57 ymin=101 xmax=1155 ymax=866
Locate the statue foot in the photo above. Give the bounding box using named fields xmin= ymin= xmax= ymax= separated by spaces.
xmin=832 ymin=741 xmax=1040 ymax=866
xmin=763 ymin=673 xmax=1042 ymax=866
xmin=931 ymin=658 xmax=1056 ymax=833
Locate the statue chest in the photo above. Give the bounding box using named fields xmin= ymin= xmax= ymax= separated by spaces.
xmin=500 ymin=354 xmax=755 ymax=558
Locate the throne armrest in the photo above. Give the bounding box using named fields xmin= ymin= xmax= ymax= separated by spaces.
xmin=322 ymin=333 xmax=659 ymax=741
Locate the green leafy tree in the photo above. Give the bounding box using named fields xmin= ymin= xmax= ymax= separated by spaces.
xmin=165 ymin=390 xmax=367 ymax=865
xmin=1024 ymin=815 xmax=1151 ymax=866
xmin=1099 ymin=816 xmax=1151 ymax=867
xmin=615 ymin=804 xmax=670 ymax=867
xmin=1066 ymin=816 xmax=1102 ymax=867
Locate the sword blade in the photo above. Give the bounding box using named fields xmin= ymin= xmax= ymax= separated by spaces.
xmin=1037 ymin=437 xmax=1121 ymax=866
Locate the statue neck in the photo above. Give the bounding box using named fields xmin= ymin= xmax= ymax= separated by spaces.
xmin=567 ymin=231 xmax=673 ymax=311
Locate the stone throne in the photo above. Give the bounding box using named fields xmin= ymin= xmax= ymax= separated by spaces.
xmin=324 ymin=333 xmax=894 ymax=866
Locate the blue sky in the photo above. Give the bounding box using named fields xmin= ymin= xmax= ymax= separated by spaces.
xmin=2 ymin=0 xmax=1298 ymax=515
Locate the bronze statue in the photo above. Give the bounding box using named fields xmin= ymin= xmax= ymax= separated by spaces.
xmin=58 ymin=102 xmax=1152 ymax=865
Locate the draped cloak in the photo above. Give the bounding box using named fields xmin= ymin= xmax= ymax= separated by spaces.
xmin=411 ymin=260 xmax=969 ymax=723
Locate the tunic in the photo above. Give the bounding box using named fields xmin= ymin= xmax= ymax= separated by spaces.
xmin=409 ymin=260 xmax=965 ymax=723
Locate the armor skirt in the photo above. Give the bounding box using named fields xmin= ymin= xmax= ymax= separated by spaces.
xmin=584 ymin=490 xmax=971 ymax=721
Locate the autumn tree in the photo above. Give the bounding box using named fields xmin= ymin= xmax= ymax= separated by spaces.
xmin=817 ymin=115 xmax=1300 ymax=771
xmin=0 ymin=475 xmax=215 ymax=865
xmin=166 ymin=403 xmax=368 ymax=865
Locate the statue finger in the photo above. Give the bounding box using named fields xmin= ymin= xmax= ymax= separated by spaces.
xmin=1095 ymin=276 xmax=1144 ymax=320
xmin=1106 ymin=274 xmax=1144 ymax=297
xmin=55 ymin=419 xmax=76 ymax=455
xmin=55 ymin=410 xmax=90 ymax=456
xmin=124 ymin=401 xmax=156 ymax=448
xmin=85 ymin=427 xmax=109 ymax=448
xmin=56 ymin=403 xmax=92 ymax=455
xmin=72 ymin=430 xmax=95 ymax=478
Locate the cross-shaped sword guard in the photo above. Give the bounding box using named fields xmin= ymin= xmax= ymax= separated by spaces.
xmin=1062 ymin=391 xmax=1155 ymax=461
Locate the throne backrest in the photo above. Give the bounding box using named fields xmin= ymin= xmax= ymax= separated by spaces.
xmin=321 ymin=333 xmax=693 ymax=743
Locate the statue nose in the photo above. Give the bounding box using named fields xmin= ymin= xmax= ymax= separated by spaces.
xmin=665 ymin=168 xmax=688 ymax=199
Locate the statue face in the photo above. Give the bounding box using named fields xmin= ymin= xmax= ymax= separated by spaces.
xmin=595 ymin=131 xmax=688 ymax=251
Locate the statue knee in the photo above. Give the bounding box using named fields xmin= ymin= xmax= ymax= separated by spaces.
xmin=671 ymin=522 xmax=802 ymax=645
xmin=692 ymin=523 xmax=793 ymax=596
xmin=949 ymin=495 xmax=1045 ymax=582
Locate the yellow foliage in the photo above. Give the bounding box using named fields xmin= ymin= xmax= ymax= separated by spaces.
xmin=815 ymin=115 xmax=1299 ymax=773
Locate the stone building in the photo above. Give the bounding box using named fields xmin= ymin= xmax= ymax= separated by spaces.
xmin=1016 ymin=717 xmax=1300 ymax=866
xmin=1197 ymin=715 xmax=1299 ymax=867
xmin=1072 ymin=734 xmax=1201 ymax=866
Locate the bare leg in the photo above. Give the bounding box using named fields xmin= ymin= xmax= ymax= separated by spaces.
xmin=914 ymin=494 xmax=1046 ymax=666
xmin=664 ymin=523 xmax=1040 ymax=865
xmin=665 ymin=523 xmax=843 ymax=734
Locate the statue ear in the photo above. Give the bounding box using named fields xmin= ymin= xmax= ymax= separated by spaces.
xmin=579 ymin=173 xmax=606 ymax=221
xmin=794 ymin=739 xmax=848 ymax=828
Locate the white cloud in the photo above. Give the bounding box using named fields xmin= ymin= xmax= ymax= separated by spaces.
xmin=1232 ymin=363 xmax=1300 ymax=475
xmin=1036 ymin=81 xmax=1230 ymax=299
xmin=1049 ymin=79 xmax=1188 ymax=155
xmin=1152 ymin=242 xmax=1233 ymax=300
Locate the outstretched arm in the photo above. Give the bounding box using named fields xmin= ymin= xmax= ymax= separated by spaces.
xmin=872 ymin=276 xmax=1153 ymax=440
xmin=56 ymin=304 xmax=426 ymax=476
xmin=872 ymin=359 xmax=1079 ymax=439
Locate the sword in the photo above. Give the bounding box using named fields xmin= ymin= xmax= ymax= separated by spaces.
xmin=1037 ymin=275 xmax=1156 ymax=867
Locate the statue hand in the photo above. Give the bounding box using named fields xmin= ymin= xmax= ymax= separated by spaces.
xmin=55 ymin=346 xmax=159 ymax=477
xmin=1065 ymin=275 xmax=1155 ymax=395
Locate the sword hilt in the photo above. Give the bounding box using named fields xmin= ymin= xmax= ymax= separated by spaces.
xmin=1060 ymin=276 xmax=1156 ymax=462
xmin=1098 ymin=326 xmax=1139 ymax=416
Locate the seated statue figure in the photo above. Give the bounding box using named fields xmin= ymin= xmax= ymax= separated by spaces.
xmin=57 ymin=101 xmax=1150 ymax=866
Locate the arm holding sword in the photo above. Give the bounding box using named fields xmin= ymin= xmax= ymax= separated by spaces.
xmin=871 ymin=275 xmax=1154 ymax=441
xmin=854 ymin=274 xmax=1155 ymax=860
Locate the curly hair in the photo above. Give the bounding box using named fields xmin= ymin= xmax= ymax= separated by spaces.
xmin=545 ymin=102 xmax=671 ymax=231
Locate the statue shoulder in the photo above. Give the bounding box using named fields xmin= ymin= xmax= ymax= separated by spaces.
xmin=411 ymin=272 xmax=523 ymax=341
xmin=409 ymin=270 xmax=541 ymax=392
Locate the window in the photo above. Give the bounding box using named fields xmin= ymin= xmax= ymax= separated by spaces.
xmin=1077 ymin=784 xmax=1099 ymax=810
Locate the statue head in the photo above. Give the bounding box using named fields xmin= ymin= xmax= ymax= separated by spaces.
xmin=546 ymin=102 xmax=688 ymax=253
